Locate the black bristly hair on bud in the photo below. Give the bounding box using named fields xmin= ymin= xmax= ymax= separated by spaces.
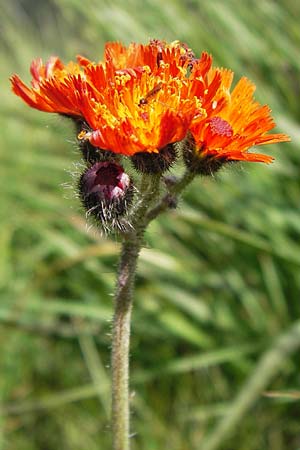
xmin=78 ymin=161 xmax=135 ymax=232
xmin=182 ymin=132 xmax=225 ymax=176
xmin=131 ymin=143 xmax=177 ymax=174
xmin=74 ymin=119 xmax=118 ymax=165
xmin=79 ymin=139 xmax=117 ymax=165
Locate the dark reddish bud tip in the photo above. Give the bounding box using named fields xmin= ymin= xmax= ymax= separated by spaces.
xmin=79 ymin=161 xmax=134 ymax=224
xmin=131 ymin=144 xmax=177 ymax=174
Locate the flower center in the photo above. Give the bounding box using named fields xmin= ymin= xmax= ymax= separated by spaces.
xmin=209 ymin=117 xmax=233 ymax=137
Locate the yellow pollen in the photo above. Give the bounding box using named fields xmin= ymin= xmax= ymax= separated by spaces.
xmin=160 ymin=62 xmax=169 ymax=69
xmin=78 ymin=130 xmax=91 ymax=140
xmin=143 ymin=66 xmax=151 ymax=74
xmin=115 ymin=74 xmax=131 ymax=86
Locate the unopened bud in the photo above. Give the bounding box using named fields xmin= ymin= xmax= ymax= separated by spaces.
xmin=79 ymin=161 xmax=134 ymax=226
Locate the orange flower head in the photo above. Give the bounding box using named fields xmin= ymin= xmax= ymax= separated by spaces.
xmin=10 ymin=41 xmax=290 ymax=172
xmin=77 ymin=39 xmax=195 ymax=76
xmin=10 ymin=53 xmax=144 ymax=122
xmin=77 ymin=67 xmax=204 ymax=157
xmin=185 ymin=72 xmax=290 ymax=173
xmin=10 ymin=40 xmax=194 ymax=123
xmin=10 ymin=56 xmax=84 ymax=116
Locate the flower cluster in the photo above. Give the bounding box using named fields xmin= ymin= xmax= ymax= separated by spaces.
xmin=10 ymin=40 xmax=290 ymax=227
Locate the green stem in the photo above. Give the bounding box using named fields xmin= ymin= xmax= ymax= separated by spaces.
xmin=132 ymin=174 xmax=161 ymax=229
xmin=170 ymin=169 xmax=196 ymax=195
xmin=111 ymin=174 xmax=161 ymax=450
xmin=111 ymin=234 xmax=142 ymax=450
xmin=146 ymin=170 xmax=195 ymax=223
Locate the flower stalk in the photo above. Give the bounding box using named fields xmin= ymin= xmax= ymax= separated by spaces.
xmin=146 ymin=169 xmax=195 ymax=223
xmin=111 ymin=171 xmax=195 ymax=450
xmin=111 ymin=234 xmax=142 ymax=450
xmin=111 ymin=173 xmax=160 ymax=449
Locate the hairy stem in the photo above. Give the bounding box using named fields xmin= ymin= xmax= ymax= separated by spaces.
xmin=111 ymin=234 xmax=142 ymax=450
xmin=111 ymin=174 xmax=161 ymax=450
xmin=146 ymin=169 xmax=195 ymax=223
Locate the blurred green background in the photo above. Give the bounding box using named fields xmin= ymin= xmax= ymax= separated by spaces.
xmin=1 ymin=0 xmax=300 ymax=449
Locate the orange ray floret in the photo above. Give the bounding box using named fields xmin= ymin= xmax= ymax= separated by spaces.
xmin=10 ymin=41 xmax=193 ymax=119
xmin=10 ymin=57 xmax=84 ymax=116
xmin=10 ymin=46 xmax=202 ymax=157
xmin=78 ymin=71 xmax=204 ymax=156
xmin=78 ymin=39 xmax=195 ymax=80
xmin=10 ymin=41 xmax=290 ymax=165
xmin=189 ymin=75 xmax=290 ymax=164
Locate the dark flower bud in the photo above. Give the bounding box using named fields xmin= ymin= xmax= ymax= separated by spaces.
xmin=131 ymin=144 xmax=177 ymax=174
xmin=79 ymin=161 xmax=134 ymax=226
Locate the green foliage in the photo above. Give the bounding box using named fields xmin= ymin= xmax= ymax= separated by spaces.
xmin=1 ymin=0 xmax=300 ymax=449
